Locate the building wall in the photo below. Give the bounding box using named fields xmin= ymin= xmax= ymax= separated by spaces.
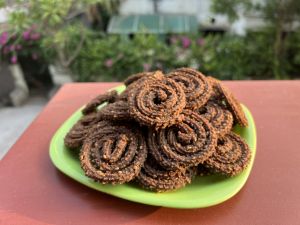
xmin=0 ymin=0 xmax=266 ymax=34
xmin=0 ymin=9 xmax=8 ymax=23
xmin=119 ymin=0 xmax=228 ymax=27
xmin=119 ymin=0 xmax=265 ymax=34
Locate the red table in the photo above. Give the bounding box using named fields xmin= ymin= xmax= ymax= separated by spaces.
xmin=1 ymin=81 xmax=300 ymax=225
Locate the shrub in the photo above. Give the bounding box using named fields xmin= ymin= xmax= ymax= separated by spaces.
xmin=70 ymin=31 xmax=300 ymax=81
xmin=71 ymin=34 xmax=180 ymax=81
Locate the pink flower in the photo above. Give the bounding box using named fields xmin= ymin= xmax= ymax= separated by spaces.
xmin=32 ymin=53 xmax=38 ymax=60
xmin=104 ymin=59 xmax=114 ymax=68
xmin=181 ymin=36 xmax=191 ymax=48
xmin=197 ymin=38 xmax=205 ymax=46
xmin=30 ymin=33 xmax=41 ymax=41
xmin=11 ymin=55 xmax=17 ymax=64
xmin=22 ymin=31 xmax=30 ymax=40
xmin=143 ymin=63 xmax=151 ymax=71
xmin=0 ymin=32 xmax=8 ymax=45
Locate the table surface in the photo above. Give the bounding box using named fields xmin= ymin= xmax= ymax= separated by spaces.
xmin=1 ymin=81 xmax=300 ymax=225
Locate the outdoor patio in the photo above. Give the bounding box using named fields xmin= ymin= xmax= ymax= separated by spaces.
xmin=0 ymin=0 xmax=300 ymax=225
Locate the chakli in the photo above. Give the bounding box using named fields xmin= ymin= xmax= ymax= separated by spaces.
xmin=65 ymin=68 xmax=251 ymax=192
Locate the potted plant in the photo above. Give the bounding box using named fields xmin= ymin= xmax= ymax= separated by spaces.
xmin=2 ymin=0 xmax=121 ymax=86
xmin=0 ymin=31 xmax=29 ymax=106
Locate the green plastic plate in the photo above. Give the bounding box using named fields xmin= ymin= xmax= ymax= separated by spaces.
xmin=50 ymin=85 xmax=257 ymax=209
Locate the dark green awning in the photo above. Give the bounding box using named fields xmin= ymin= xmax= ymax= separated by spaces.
xmin=107 ymin=14 xmax=198 ymax=34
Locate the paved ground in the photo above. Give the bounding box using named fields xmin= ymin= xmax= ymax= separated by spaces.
xmin=0 ymin=96 xmax=48 ymax=159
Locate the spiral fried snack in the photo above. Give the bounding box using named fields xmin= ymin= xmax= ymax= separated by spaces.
xmin=98 ymin=101 xmax=131 ymax=121
xmin=64 ymin=113 xmax=100 ymax=149
xmin=128 ymin=71 xmax=186 ymax=128
xmin=206 ymin=77 xmax=248 ymax=127
xmin=206 ymin=76 xmax=223 ymax=102
xmin=117 ymin=73 xmax=152 ymax=101
xmin=124 ymin=72 xmax=152 ymax=86
xmin=136 ymin=156 xmax=195 ymax=192
xmin=148 ymin=110 xmax=217 ymax=169
xmin=167 ymin=68 xmax=212 ymax=109
xmin=204 ymin=132 xmax=251 ymax=176
xmin=218 ymin=84 xmax=248 ymax=127
xmin=82 ymin=90 xmax=118 ymax=115
xmin=80 ymin=122 xmax=147 ymax=184
xmin=199 ymin=102 xmax=233 ymax=137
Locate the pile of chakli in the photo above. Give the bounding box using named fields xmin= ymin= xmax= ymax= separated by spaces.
xmin=64 ymin=68 xmax=251 ymax=192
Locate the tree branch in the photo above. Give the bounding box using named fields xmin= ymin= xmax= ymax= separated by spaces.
xmin=61 ymin=25 xmax=86 ymax=67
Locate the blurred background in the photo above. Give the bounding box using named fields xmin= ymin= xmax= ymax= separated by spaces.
xmin=0 ymin=0 xmax=300 ymax=158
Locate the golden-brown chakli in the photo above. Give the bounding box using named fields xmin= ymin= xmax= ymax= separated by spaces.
xmin=65 ymin=68 xmax=251 ymax=192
